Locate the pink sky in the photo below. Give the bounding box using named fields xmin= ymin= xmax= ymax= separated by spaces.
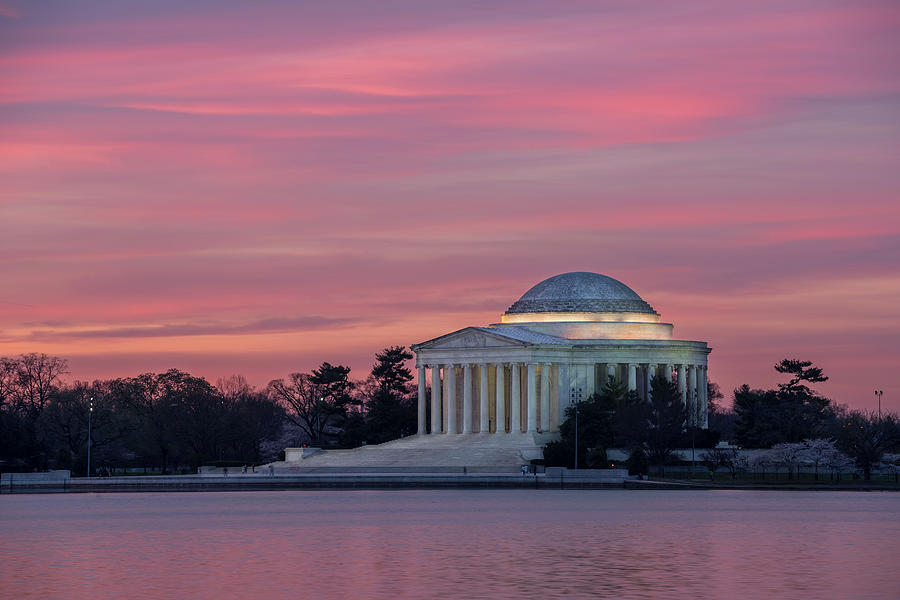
xmin=1 ymin=1 xmax=898 ymax=412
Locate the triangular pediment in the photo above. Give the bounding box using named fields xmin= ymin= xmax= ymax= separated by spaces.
xmin=413 ymin=327 xmax=531 ymax=350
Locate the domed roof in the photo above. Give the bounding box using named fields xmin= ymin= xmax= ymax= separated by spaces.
xmin=505 ymin=272 xmax=657 ymax=315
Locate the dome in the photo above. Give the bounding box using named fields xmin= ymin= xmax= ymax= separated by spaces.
xmin=504 ymin=272 xmax=657 ymax=315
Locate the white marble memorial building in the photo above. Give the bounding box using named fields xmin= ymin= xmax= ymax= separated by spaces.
xmin=411 ymin=272 xmax=711 ymax=441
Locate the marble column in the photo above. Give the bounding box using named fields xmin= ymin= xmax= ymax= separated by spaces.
xmin=644 ymin=364 xmax=653 ymax=401
xmin=678 ymin=364 xmax=687 ymax=406
xmin=431 ymin=366 xmax=441 ymax=434
xmin=442 ymin=366 xmax=450 ymax=433
xmin=585 ymin=363 xmax=596 ymax=398
xmin=463 ymin=364 xmax=473 ymax=434
xmin=696 ymin=366 xmax=704 ymax=428
xmin=417 ymin=366 xmax=426 ymax=435
xmin=495 ymin=363 xmax=506 ymax=434
xmin=479 ymin=364 xmax=489 ymax=433
xmin=551 ymin=363 xmax=560 ymax=433
xmin=607 ymin=363 xmax=618 ymax=382
xmin=527 ymin=363 xmax=537 ymax=433
xmin=540 ymin=362 xmax=551 ymax=432
xmin=447 ymin=365 xmax=457 ymax=434
xmin=689 ymin=365 xmax=698 ymax=425
xmin=510 ymin=363 xmax=521 ymax=433
xmin=701 ymin=366 xmax=709 ymax=428
xmin=627 ymin=363 xmax=637 ymax=392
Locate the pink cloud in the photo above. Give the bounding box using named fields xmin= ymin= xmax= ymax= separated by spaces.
xmin=0 ymin=3 xmax=19 ymax=19
xmin=1 ymin=0 xmax=899 ymax=412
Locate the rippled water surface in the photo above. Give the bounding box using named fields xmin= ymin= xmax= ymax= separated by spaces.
xmin=1 ymin=490 xmax=898 ymax=599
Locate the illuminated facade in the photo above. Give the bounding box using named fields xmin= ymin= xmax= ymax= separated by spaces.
xmin=411 ymin=272 xmax=711 ymax=442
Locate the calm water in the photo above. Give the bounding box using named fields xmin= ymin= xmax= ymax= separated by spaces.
xmin=1 ymin=490 xmax=898 ymax=600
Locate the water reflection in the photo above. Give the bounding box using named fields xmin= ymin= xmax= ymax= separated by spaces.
xmin=1 ymin=490 xmax=898 ymax=599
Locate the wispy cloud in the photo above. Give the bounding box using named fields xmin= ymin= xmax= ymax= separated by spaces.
xmin=1 ymin=0 xmax=898 ymax=409
xmin=28 ymin=316 xmax=359 ymax=340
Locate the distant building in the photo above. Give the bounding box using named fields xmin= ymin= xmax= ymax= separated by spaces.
xmin=411 ymin=272 xmax=711 ymax=441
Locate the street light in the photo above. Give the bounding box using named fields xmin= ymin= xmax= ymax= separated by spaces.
xmin=875 ymin=390 xmax=883 ymax=419
xmin=87 ymin=397 xmax=93 ymax=478
xmin=689 ymin=390 xmax=696 ymax=478
xmin=574 ymin=403 xmax=579 ymax=471
xmin=570 ymin=387 xmax=582 ymax=470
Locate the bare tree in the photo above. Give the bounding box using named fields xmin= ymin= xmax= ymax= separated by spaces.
xmin=267 ymin=373 xmax=334 ymax=446
xmin=351 ymin=375 xmax=378 ymax=417
xmin=12 ymin=353 xmax=69 ymax=416
xmin=216 ymin=374 xmax=252 ymax=400
xmin=40 ymin=380 xmax=130 ymax=468
xmin=38 ymin=383 xmax=92 ymax=458
xmin=109 ymin=371 xmax=184 ymax=473
xmin=0 ymin=357 xmax=18 ymax=412
xmin=699 ymin=447 xmax=729 ymax=480
xmin=836 ymin=411 xmax=900 ymax=480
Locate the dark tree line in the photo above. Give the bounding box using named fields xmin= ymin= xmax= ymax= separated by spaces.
xmin=732 ymin=359 xmax=834 ymax=447
xmin=724 ymin=359 xmax=899 ymax=479
xmin=544 ymin=373 xmax=718 ymax=476
xmin=544 ymin=358 xmax=900 ymax=480
xmin=6 ymin=350 xmax=894 ymax=480
xmin=0 ymin=347 xmax=420 ymax=475
xmin=363 ymin=346 xmax=417 ymax=444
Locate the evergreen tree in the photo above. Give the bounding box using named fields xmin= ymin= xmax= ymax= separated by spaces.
xmin=734 ymin=359 xmax=833 ymax=447
xmin=647 ymin=374 xmax=687 ymax=476
xmin=544 ymin=391 xmax=613 ymax=469
xmin=774 ymin=359 xmax=828 ymax=394
xmin=310 ymin=362 xmax=359 ymax=440
xmin=706 ymin=381 xmax=736 ymax=441
xmin=625 ymin=446 xmax=649 ymax=476
xmin=544 ymin=376 xmax=640 ymax=468
xmin=733 ymin=385 xmax=781 ymax=447
xmin=614 ymin=377 xmax=651 ymax=450
xmin=365 ymin=346 xmax=415 ymax=444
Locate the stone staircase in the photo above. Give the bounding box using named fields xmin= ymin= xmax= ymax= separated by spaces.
xmin=275 ymin=432 xmax=554 ymax=471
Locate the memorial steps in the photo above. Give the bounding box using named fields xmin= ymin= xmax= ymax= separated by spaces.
xmin=275 ymin=432 xmax=553 ymax=470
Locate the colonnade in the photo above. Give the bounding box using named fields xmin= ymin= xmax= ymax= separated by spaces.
xmin=419 ymin=362 xmax=556 ymax=436
xmin=416 ymin=361 xmax=709 ymax=435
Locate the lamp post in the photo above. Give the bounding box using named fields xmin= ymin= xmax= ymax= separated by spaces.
xmin=571 ymin=386 xmax=582 ymax=470
xmin=87 ymin=397 xmax=93 ymax=478
xmin=690 ymin=390 xmax=696 ymax=478
xmin=574 ymin=403 xmax=578 ymax=471
xmin=875 ymin=390 xmax=883 ymax=419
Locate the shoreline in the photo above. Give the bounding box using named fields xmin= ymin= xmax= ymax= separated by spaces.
xmin=3 ymin=473 xmax=899 ymax=494
xmin=1 ymin=473 xmax=612 ymax=493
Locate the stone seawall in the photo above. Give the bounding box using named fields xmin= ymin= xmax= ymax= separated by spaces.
xmin=2 ymin=470 xmax=630 ymax=494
